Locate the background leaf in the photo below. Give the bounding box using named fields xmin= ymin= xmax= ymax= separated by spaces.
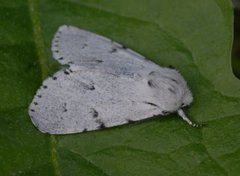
xmin=1 ymin=0 xmax=240 ymax=175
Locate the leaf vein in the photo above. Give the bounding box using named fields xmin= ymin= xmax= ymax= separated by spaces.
xmin=28 ymin=0 xmax=60 ymax=176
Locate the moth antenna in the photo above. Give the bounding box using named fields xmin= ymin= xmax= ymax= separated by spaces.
xmin=177 ymin=109 xmax=202 ymax=127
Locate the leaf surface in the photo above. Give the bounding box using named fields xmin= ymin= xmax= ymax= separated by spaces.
xmin=1 ymin=0 xmax=240 ymax=175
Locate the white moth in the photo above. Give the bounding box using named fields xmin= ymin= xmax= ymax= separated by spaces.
xmin=29 ymin=25 xmax=201 ymax=134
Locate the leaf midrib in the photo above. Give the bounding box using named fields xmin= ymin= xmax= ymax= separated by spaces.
xmin=28 ymin=0 xmax=61 ymax=175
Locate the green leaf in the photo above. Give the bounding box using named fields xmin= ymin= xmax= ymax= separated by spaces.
xmin=1 ymin=0 xmax=240 ymax=175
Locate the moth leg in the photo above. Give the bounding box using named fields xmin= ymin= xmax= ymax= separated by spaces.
xmin=177 ymin=109 xmax=203 ymax=127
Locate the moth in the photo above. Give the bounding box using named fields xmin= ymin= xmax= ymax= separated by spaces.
xmin=29 ymin=25 xmax=201 ymax=134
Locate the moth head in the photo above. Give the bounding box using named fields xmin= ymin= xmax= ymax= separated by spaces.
xmin=147 ymin=68 xmax=193 ymax=111
xmin=180 ymin=87 xmax=193 ymax=107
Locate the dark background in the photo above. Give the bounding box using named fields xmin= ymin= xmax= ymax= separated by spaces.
xmin=233 ymin=0 xmax=240 ymax=78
